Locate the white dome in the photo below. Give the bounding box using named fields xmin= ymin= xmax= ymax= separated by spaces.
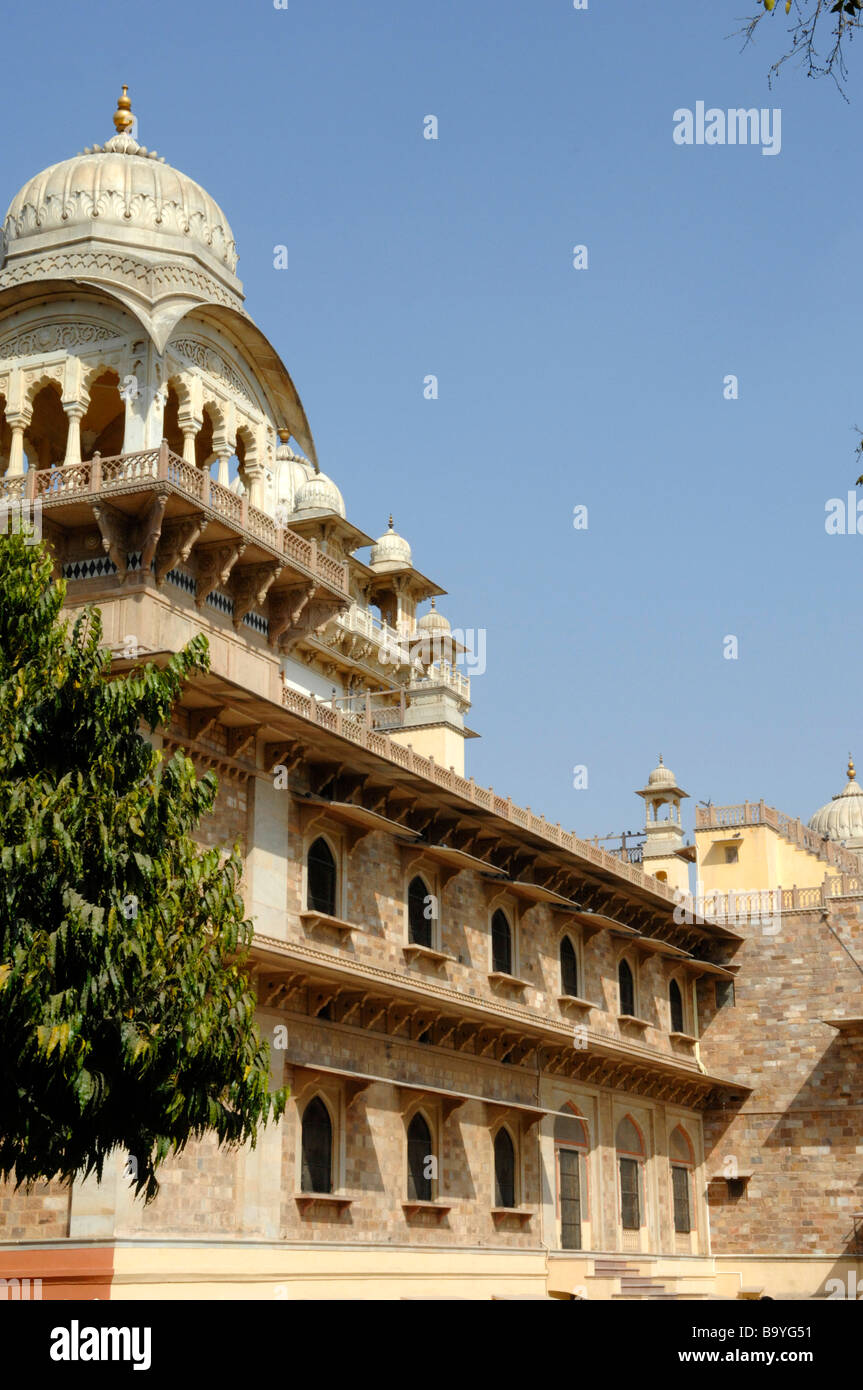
xmin=0 ymin=97 xmax=240 ymax=299
xmin=647 ymin=755 xmax=676 ymax=788
xmin=808 ymin=758 xmax=863 ymax=843
xmin=418 ymin=599 xmax=450 ymax=632
xmin=294 ymin=471 xmax=345 ymax=518
xmin=370 ymin=516 xmax=412 ymax=570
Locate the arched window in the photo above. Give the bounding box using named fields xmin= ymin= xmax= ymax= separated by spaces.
xmin=618 ymin=958 xmax=635 ymax=1017
xmin=491 ymin=909 xmax=513 ymax=976
xmin=554 ymin=1108 xmax=588 ymax=1251
xmin=669 ymin=978 xmax=685 ymax=1034
xmin=408 ymin=875 xmax=432 ymax=947
xmin=301 ymin=1096 xmax=333 ymax=1194
xmin=307 ymin=837 xmax=337 ymax=916
xmin=494 ymin=1128 xmax=516 ymax=1208
xmin=407 ymin=1112 xmax=434 ymax=1202
xmin=560 ymin=935 xmax=579 ymax=997
xmin=616 ymin=1115 xmax=644 ymax=1231
xmin=670 ymin=1126 xmax=693 ymax=1234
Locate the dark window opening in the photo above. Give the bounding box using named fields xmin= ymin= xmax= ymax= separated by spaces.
xmin=494 ymin=1129 xmax=516 ymax=1208
xmin=408 ymin=875 xmax=432 ymax=947
xmin=301 ymin=1096 xmax=333 ymax=1194
xmin=618 ymin=959 xmax=635 ymax=1017
xmin=307 ymin=837 xmax=337 ymax=916
xmin=407 ymin=1113 xmax=433 ymax=1201
xmin=560 ymin=935 xmax=579 ymax=997
xmin=619 ymin=1156 xmax=640 ymax=1229
xmin=491 ymin=909 xmax=512 ymax=976
xmin=669 ymin=979 xmax=685 ymax=1034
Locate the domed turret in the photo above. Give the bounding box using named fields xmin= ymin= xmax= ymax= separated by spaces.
xmin=808 ymin=757 xmax=863 ymax=844
xmin=647 ymin=754 xmax=677 ymax=789
xmin=294 ymin=470 xmax=345 ymax=518
xmin=0 ymin=87 xmax=241 ymax=304
xmin=369 ymin=515 xmax=412 ymax=571
xmin=418 ymin=597 xmax=450 ymax=632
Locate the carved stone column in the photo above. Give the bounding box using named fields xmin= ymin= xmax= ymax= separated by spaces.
xmin=5 ymin=412 xmax=30 ymax=477
xmin=62 ymin=402 xmax=86 ymax=467
xmin=178 ymin=410 xmax=202 ymax=467
xmin=215 ymin=449 xmax=232 ymax=488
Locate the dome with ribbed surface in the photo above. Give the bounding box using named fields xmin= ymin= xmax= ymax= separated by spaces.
xmin=294 ymin=471 xmax=345 ymax=518
xmin=647 ymin=755 xmax=676 ymax=788
xmin=808 ymin=757 xmax=863 ymax=843
xmin=370 ymin=516 xmax=412 ymax=570
xmin=418 ymin=598 xmax=450 ymax=632
xmin=0 ymin=125 xmax=239 ymax=291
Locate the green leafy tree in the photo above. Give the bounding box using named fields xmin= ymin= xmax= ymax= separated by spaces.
xmin=0 ymin=530 xmax=284 ymax=1201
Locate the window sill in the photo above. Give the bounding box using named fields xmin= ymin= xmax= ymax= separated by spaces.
xmin=488 ymin=971 xmax=529 ymax=991
xmin=403 ymin=943 xmax=451 ymax=965
xmin=491 ymin=1206 xmax=533 ymax=1226
xmin=294 ymin=1192 xmax=352 ymax=1215
xmin=402 ymin=1200 xmax=451 ymax=1220
xmin=300 ymin=910 xmax=358 ymax=938
xmin=669 ymin=1030 xmax=697 ymax=1045
xmin=558 ymin=994 xmax=594 ymax=1012
xmin=617 ymin=1014 xmax=649 ymax=1031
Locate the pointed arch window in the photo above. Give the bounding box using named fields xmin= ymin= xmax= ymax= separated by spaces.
xmin=616 ymin=1115 xmax=645 ymax=1231
xmin=307 ymin=837 xmax=337 ymax=917
xmin=670 ymin=1125 xmax=694 ymax=1234
xmin=669 ymin=978 xmax=685 ymax=1034
xmin=407 ymin=1112 xmax=434 ymax=1202
xmin=560 ymin=935 xmax=579 ymax=997
xmin=408 ymin=875 xmax=432 ymax=947
xmin=491 ymin=909 xmax=513 ymax=976
xmin=494 ymin=1128 xmax=516 ymax=1209
xmin=301 ymin=1096 xmax=333 ymax=1194
xmin=554 ymin=1108 xmax=588 ymax=1251
xmin=618 ymin=958 xmax=635 ymax=1017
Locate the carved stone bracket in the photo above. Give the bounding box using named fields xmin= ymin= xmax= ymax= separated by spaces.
xmin=133 ymin=489 xmax=169 ymax=574
xmin=90 ymin=501 xmax=130 ymax=581
xmin=268 ymin=584 xmax=349 ymax=653
xmin=232 ymin=562 xmax=282 ymax=630
xmin=154 ymin=517 xmax=209 ymax=584
xmin=195 ymin=540 xmax=247 ymax=609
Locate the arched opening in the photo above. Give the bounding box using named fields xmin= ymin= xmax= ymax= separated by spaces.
xmin=669 ymin=978 xmax=685 ymax=1034
xmin=406 ymin=1112 xmax=434 ymax=1202
xmin=670 ymin=1126 xmax=694 ymax=1234
xmin=24 ymin=383 xmax=68 ymax=468
xmin=195 ymin=403 xmax=218 ymax=470
xmin=554 ymin=1106 xmax=588 ymax=1250
xmin=655 ymin=870 xmax=668 ymax=883
xmin=491 ymin=908 xmax=512 ymax=976
xmin=618 ymin=957 xmax=635 ymax=1017
xmin=493 ymin=1127 xmax=517 ymax=1209
xmin=80 ymin=370 xmax=124 ymax=460
xmin=616 ymin=1115 xmax=645 ymax=1232
xmin=300 ymin=1096 xmax=333 ymax=1194
xmin=162 ymin=385 xmax=184 ymax=457
xmin=560 ymin=934 xmax=579 ymax=997
xmin=408 ymin=875 xmax=432 ymax=947
xmin=307 ymin=837 xmax=337 ymax=917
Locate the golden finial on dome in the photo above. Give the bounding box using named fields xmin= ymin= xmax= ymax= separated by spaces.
xmin=848 ymin=753 xmax=856 ymax=782
xmin=388 ymin=514 xmax=394 ymax=529
xmin=277 ymin=428 xmax=291 ymax=444
xmin=113 ymin=85 xmax=134 ymax=135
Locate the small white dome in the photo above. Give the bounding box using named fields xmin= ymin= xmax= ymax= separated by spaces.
xmin=370 ymin=516 xmax=412 ymax=570
xmin=294 ymin=471 xmax=345 ymax=518
xmin=418 ymin=598 xmax=450 ymax=632
xmin=647 ymin=755 xmax=676 ymax=788
xmin=808 ymin=758 xmax=863 ymax=843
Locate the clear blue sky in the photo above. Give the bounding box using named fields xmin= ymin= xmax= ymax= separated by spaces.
xmin=4 ymin=1 xmax=859 ymax=842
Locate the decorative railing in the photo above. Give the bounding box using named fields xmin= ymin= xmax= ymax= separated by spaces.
xmin=280 ymin=685 xmax=689 ymax=909
xmin=695 ymin=800 xmax=860 ymax=874
xmin=410 ymin=662 xmax=471 ymax=699
xmin=0 ymin=445 xmax=348 ymax=595
xmin=698 ymin=873 xmax=863 ymax=919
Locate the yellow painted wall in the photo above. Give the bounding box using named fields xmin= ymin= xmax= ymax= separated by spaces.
xmin=696 ymin=825 xmax=829 ymax=896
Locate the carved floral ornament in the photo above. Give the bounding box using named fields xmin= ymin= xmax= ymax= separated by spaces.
xmin=0 ymin=323 xmax=122 ymax=362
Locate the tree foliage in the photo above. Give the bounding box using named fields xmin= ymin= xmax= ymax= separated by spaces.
xmin=0 ymin=531 xmax=284 ymax=1201
xmin=739 ymin=0 xmax=862 ymax=93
